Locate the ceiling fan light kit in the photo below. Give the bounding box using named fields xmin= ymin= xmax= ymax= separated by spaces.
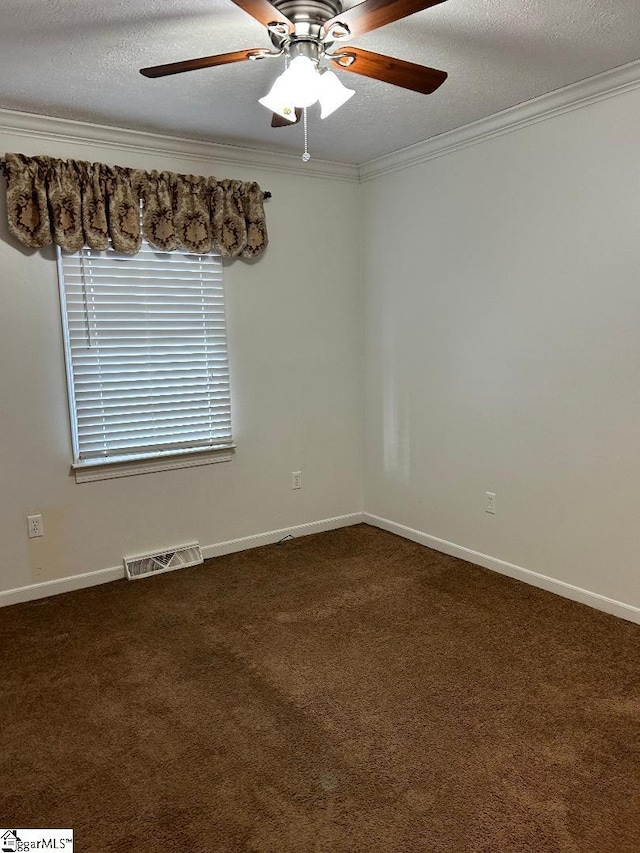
xmin=140 ymin=0 xmax=449 ymax=160
xmin=259 ymin=56 xmax=355 ymax=122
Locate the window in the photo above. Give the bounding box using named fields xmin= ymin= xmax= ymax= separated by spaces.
xmin=57 ymin=239 xmax=233 ymax=482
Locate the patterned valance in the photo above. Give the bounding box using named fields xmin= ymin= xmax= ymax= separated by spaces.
xmin=4 ymin=153 xmax=268 ymax=258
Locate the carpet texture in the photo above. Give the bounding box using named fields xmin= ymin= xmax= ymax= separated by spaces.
xmin=2 ymin=524 xmax=640 ymax=852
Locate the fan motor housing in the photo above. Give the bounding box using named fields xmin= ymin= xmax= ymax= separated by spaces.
xmin=274 ymin=0 xmax=341 ymax=25
xmin=270 ymin=0 xmax=343 ymax=56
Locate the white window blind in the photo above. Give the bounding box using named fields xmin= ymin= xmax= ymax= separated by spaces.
xmin=57 ymin=240 xmax=232 ymax=468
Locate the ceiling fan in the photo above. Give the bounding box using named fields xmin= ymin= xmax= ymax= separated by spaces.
xmin=140 ymin=0 xmax=449 ymax=128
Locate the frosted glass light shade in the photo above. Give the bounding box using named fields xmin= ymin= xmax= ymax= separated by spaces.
xmin=317 ymin=70 xmax=355 ymax=119
xmin=258 ymin=75 xmax=298 ymax=122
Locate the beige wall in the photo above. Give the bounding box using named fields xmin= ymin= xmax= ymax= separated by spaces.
xmin=4 ymin=75 xmax=640 ymax=617
xmin=362 ymin=86 xmax=640 ymax=610
xmin=0 ymin=123 xmax=363 ymax=595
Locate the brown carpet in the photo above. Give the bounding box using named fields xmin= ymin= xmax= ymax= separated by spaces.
xmin=2 ymin=523 xmax=640 ymax=852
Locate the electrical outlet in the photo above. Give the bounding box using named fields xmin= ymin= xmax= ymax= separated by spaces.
xmin=485 ymin=492 xmax=496 ymax=514
xmin=292 ymin=471 xmax=303 ymax=490
xmin=27 ymin=514 xmax=44 ymax=538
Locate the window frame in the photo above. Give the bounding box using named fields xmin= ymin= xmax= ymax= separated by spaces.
xmin=56 ymin=242 xmax=235 ymax=483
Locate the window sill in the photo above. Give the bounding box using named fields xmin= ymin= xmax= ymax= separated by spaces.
xmin=72 ymin=445 xmax=235 ymax=483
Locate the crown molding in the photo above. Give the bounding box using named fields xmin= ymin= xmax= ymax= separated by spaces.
xmin=359 ymin=58 xmax=640 ymax=182
xmin=3 ymin=56 xmax=639 ymax=185
xmin=0 ymin=107 xmax=359 ymax=183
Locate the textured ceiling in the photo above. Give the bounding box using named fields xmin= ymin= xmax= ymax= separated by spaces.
xmin=1 ymin=0 xmax=639 ymax=164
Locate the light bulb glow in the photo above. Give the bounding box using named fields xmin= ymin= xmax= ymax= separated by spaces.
xmin=284 ymin=56 xmax=322 ymax=107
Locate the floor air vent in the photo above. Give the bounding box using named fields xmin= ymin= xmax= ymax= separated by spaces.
xmin=124 ymin=542 xmax=203 ymax=580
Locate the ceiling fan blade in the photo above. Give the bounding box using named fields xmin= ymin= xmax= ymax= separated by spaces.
xmin=140 ymin=48 xmax=267 ymax=78
xmin=271 ymin=109 xmax=302 ymax=127
xmin=230 ymin=0 xmax=293 ymax=32
xmin=330 ymin=47 xmax=447 ymax=95
xmin=323 ymin=0 xmax=447 ymax=39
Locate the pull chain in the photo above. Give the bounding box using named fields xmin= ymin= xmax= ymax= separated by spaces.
xmin=302 ymin=107 xmax=311 ymax=163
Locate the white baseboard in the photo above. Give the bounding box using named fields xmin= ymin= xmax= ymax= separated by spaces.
xmin=0 ymin=566 xmax=125 ymax=609
xmin=5 ymin=511 xmax=637 ymax=626
xmin=364 ymin=513 xmax=640 ymax=626
xmin=201 ymin=513 xmax=365 ymax=560
xmin=0 ymin=513 xmax=365 ymax=609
